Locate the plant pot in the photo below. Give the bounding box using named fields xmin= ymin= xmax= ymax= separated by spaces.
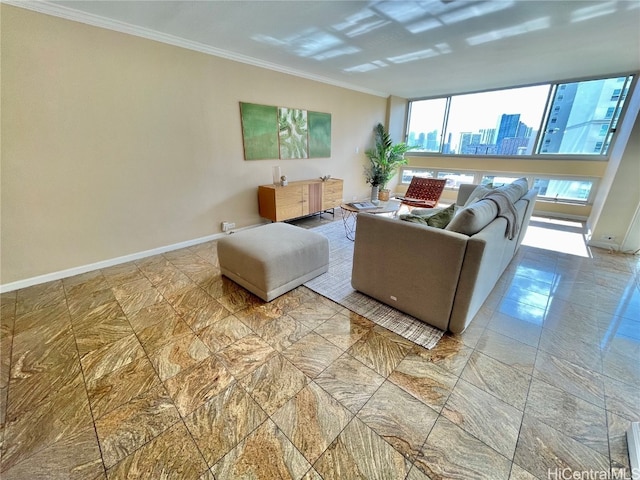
xmin=378 ymin=189 xmax=390 ymax=201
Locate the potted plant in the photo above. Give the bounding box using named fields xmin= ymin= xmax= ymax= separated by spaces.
xmin=364 ymin=123 xmax=414 ymax=201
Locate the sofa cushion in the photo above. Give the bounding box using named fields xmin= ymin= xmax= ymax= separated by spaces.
xmin=445 ymin=199 xmax=499 ymax=236
xmin=398 ymin=214 xmax=431 ymax=225
xmin=463 ymin=185 xmax=494 ymax=207
xmin=400 ymin=203 xmax=456 ymax=229
xmin=426 ymin=203 xmax=456 ymax=228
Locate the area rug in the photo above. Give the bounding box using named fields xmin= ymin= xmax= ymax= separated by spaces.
xmin=304 ymin=220 xmax=444 ymax=349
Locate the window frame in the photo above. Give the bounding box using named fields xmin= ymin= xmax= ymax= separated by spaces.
xmin=405 ymin=72 xmax=638 ymax=161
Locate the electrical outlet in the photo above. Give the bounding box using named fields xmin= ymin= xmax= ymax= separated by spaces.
xmin=221 ymin=222 xmax=235 ymax=232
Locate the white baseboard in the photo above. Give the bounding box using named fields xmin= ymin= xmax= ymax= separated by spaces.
xmin=629 ymin=422 xmax=640 ymax=480
xmin=0 ymin=224 xmax=264 ymax=293
xmin=587 ymin=240 xmax=621 ymax=252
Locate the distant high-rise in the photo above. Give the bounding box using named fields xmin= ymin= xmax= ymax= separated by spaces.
xmin=459 ymin=132 xmax=471 ymax=152
xmin=426 ymin=130 xmax=439 ymax=151
xmin=442 ymin=132 xmax=452 ymax=154
xmin=516 ymin=122 xmax=532 ymax=138
xmin=501 ymin=137 xmax=530 ymax=155
xmin=539 ymin=78 xmax=624 ymax=154
xmin=480 ymin=128 xmax=496 ymax=144
xmin=496 ymin=114 xmax=521 ymax=154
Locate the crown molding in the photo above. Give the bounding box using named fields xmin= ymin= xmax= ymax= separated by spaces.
xmin=3 ymin=0 xmax=388 ymax=98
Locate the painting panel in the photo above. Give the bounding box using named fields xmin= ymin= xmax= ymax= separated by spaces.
xmin=240 ymin=102 xmax=279 ymax=160
xmin=308 ymin=111 xmax=332 ymax=158
xmin=278 ymin=108 xmax=308 ymax=159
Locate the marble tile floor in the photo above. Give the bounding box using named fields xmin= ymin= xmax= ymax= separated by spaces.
xmin=0 ymin=214 xmax=638 ymax=479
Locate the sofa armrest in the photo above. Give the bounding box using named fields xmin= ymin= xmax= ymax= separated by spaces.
xmin=351 ymin=213 xmax=468 ymax=331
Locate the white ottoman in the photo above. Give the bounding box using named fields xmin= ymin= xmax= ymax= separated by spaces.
xmin=217 ymin=223 xmax=329 ymax=301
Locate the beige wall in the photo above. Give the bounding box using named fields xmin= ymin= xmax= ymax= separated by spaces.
xmin=1 ymin=5 xmax=387 ymax=285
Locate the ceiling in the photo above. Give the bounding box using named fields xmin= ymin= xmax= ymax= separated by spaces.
xmin=13 ymin=0 xmax=640 ymax=98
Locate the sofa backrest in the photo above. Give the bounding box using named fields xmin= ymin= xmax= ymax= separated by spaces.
xmin=352 ymin=212 xmax=469 ymax=331
xmin=446 ymin=179 xmax=532 ymax=237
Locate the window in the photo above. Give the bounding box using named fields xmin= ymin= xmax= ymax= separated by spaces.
xmin=436 ymin=171 xmax=475 ymax=188
xmin=445 ymin=85 xmax=549 ymax=156
xmin=406 ymin=98 xmax=447 ymax=153
xmin=533 ymin=178 xmax=594 ymax=203
xmin=407 ymin=74 xmax=635 ymax=158
xmin=481 ymin=175 xmax=520 ymax=187
xmin=538 ymin=76 xmax=633 ymax=155
xmin=399 ymin=169 xmax=597 ymax=206
xmin=400 ymin=167 xmax=474 ymax=189
xmin=400 ymin=167 xmax=435 ymax=183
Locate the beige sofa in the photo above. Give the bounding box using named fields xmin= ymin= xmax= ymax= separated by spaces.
xmin=351 ymin=179 xmax=537 ymax=333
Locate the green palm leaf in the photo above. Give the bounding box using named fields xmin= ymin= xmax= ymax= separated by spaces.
xmin=364 ymin=123 xmax=415 ymax=188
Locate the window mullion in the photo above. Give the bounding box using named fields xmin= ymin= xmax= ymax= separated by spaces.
xmin=535 ymin=84 xmax=558 ymax=154
xmin=440 ymin=97 xmax=451 ymax=154
xmin=602 ymin=75 xmax=634 ymax=154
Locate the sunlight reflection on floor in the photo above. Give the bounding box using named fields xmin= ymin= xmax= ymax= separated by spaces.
xmin=522 ymin=216 xmax=591 ymax=257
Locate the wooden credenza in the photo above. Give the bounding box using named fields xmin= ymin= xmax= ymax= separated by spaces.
xmin=258 ymin=178 xmax=343 ymax=222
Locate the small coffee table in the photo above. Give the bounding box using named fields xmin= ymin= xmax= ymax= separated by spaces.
xmin=340 ymin=200 xmax=401 ymax=240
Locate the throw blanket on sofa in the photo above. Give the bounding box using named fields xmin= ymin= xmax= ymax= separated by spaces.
xmin=484 ymin=191 xmax=519 ymax=240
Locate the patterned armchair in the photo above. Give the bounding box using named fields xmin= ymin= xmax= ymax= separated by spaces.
xmin=399 ymin=178 xmax=447 ymax=210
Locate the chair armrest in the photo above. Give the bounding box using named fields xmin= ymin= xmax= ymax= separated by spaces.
xmin=402 ymin=198 xmax=437 ymax=208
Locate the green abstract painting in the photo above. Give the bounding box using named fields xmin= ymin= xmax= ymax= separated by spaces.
xmin=240 ymin=102 xmax=331 ymax=160
xmin=308 ymin=111 xmax=332 ymax=158
xmin=279 ymin=107 xmax=308 ymax=159
xmin=240 ymin=103 xmax=279 ymax=160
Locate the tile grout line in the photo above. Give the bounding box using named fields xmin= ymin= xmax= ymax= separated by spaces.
xmin=63 ymin=279 xmax=109 ymax=480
